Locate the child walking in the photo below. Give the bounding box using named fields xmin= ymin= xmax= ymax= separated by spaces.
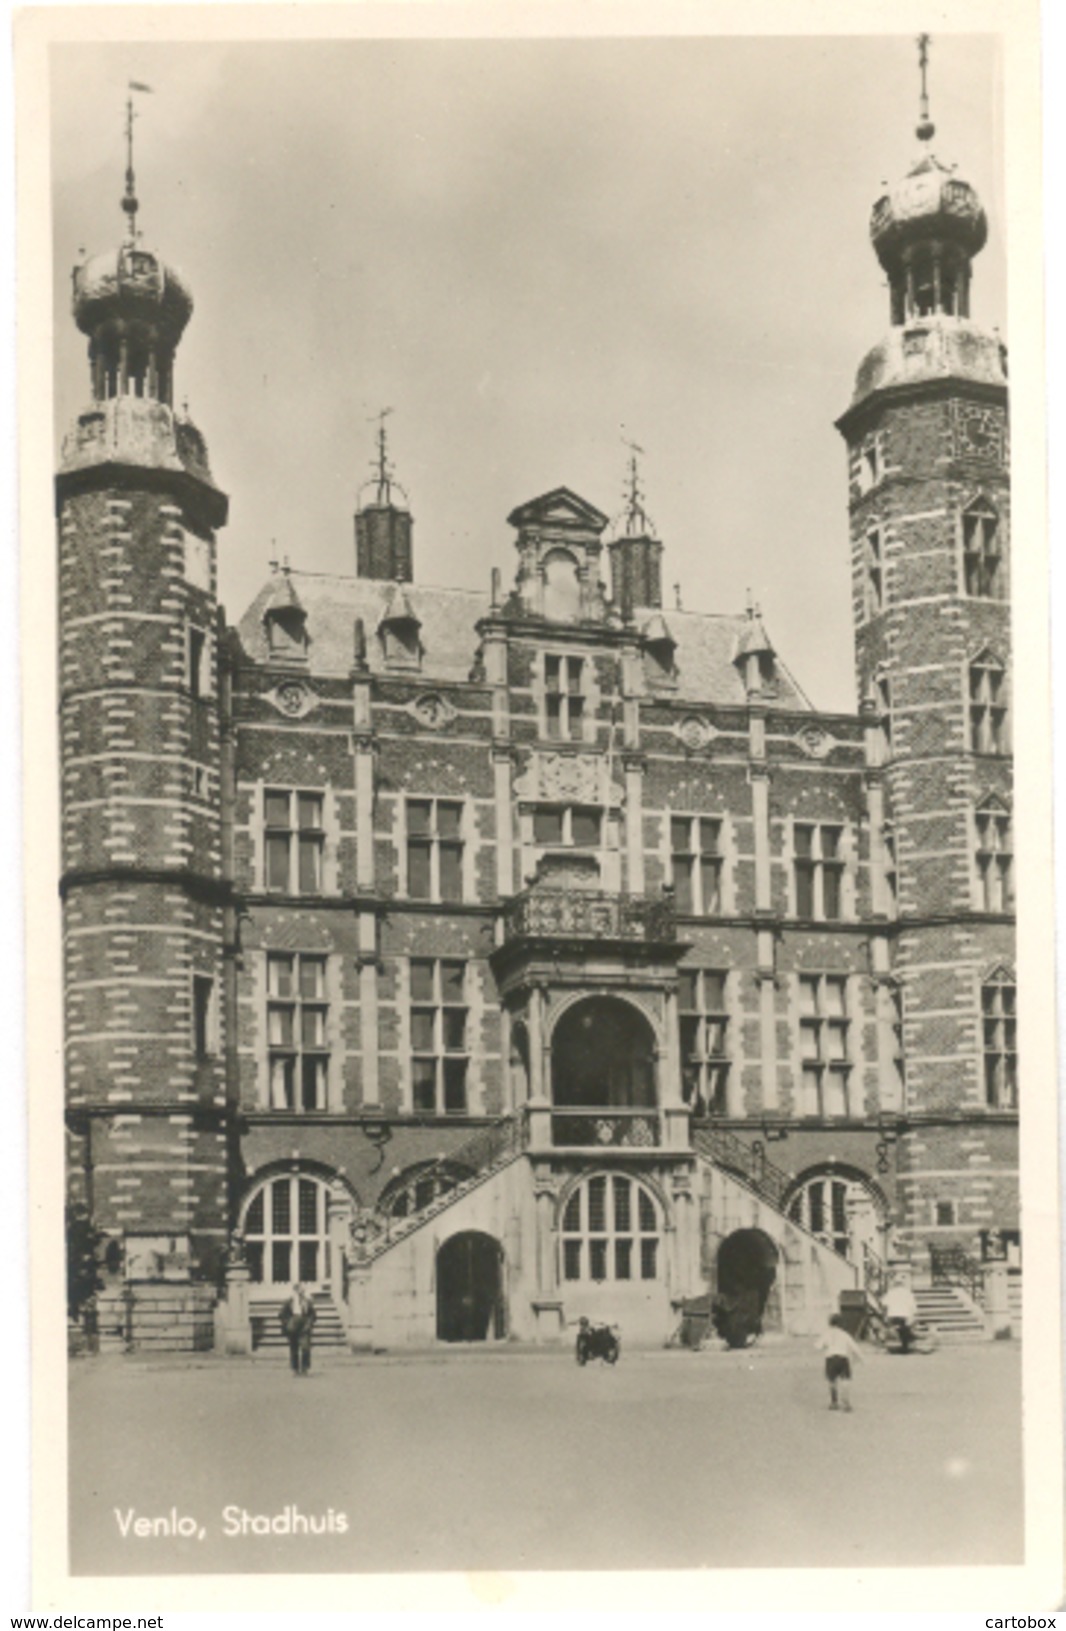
xmin=816 ymin=1312 xmax=863 ymax=1411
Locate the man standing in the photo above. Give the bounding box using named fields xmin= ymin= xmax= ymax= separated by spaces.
xmin=883 ymin=1272 xmax=919 ymax=1353
xmin=280 ymin=1282 xmax=316 ymax=1375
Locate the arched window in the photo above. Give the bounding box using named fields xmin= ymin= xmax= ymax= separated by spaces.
xmin=962 ymin=498 xmax=1003 ymax=599
xmin=560 ymin=1174 xmax=660 ymax=1283
xmin=378 ymin=1161 xmax=473 ymax=1221
xmin=241 ymin=1170 xmax=333 ymax=1287
xmin=787 ymin=1171 xmax=884 ymax=1262
xmin=969 ymin=652 xmax=1009 ymax=754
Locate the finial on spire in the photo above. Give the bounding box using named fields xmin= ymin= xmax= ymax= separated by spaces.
xmin=121 ymin=82 xmax=153 ymax=241
xmin=371 ymin=408 xmax=395 ymax=505
xmin=620 ymin=430 xmax=656 ymax=538
xmin=916 ymin=34 xmax=935 ymax=144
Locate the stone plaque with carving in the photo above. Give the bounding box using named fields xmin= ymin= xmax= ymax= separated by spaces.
xmin=265 ymin=680 xmax=318 ymax=719
xmin=406 ymin=691 xmax=457 ymax=729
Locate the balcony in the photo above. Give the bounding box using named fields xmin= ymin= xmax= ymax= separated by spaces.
xmin=502 ymin=887 xmax=676 ymax=946
xmin=549 ymin=1108 xmax=662 ymax=1148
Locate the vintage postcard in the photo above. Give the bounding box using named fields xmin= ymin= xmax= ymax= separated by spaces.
xmin=16 ymin=0 xmax=1063 ymax=1614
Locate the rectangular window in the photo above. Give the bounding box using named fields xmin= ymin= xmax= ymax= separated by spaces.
xmin=975 ymin=808 xmax=1013 ymax=912
xmin=532 ymin=805 xmax=602 ymax=849
xmin=798 ymin=974 xmax=851 ymax=1118
xmin=793 ymin=823 xmax=845 ymax=921
xmin=969 ymin=659 xmax=1009 ymax=754
xmin=264 ymin=789 xmax=324 ymax=895
xmin=544 ymin=654 xmax=586 ymax=741
xmin=888 ymin=982 xmax=905 ymax=1100
xmin=875 ymin=674 xmax=892 ymax=761
xmin=963 ymin=506 xmax=1003 ymax=599
xmin=266 ymin=952 xmax=328 ymax=1111
xmin=935 ymin=1200 xmax=958 ymax=1228
xmin=882 ymin=824 xmax=899 ymax=915
xmin=864 ymin=527 xmax=884 ymax=619
xmin=188 ymin=625 xmax=207 ymax=699
xmin=671 ymin=816 xmax=723 ymax=915
xmin=410 ymin=958 xmax=469 ymax=1114
xmin=193 ymin=974 xmax=215 ymax=1060
xmin=982 ymin=978 xmax=1017 ymax=1109
xmin=406 ymin=797 xmax=465 ymax=902
xmin=678 ymin=969 xmax=730 ymax=1114
xmin=857 ymin=434 xmax=882 ymax=493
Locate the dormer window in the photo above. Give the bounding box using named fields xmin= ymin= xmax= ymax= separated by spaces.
xmin=262 ymin=572 xmax=308 ymax=665
xmin=265 ymin=606 xmax=308 ymax=663
xmin=642 ymin=614 xmax=677 ymax=687
xmin=378 ymin=586 xmax=422 ymax=670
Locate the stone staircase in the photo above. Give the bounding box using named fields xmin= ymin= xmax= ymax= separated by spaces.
xmin=360 ymin=1113 xmax=526 ymax=1263
xmin=913 ymin=1282 xmax=987 ymax=1340
xmin=249 ymin=1290 xmax=348 ymax=1355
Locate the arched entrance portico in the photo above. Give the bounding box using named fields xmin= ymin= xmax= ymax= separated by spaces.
xmin=551 ymin=995 xmax=657 ymax=1105
xmin=436 ymin=1231 xmax=506 ymax=1342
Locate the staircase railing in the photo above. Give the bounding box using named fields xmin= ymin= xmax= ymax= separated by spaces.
xmin=861 ymin=1242 xmax=888 ymax=1302
xmin=929 ymin=1244 xmax=984 ymax=1304
xmin=692 ymin=1124 xmax=792 ymax=1213
xmin=355 ymin=1112 xmax=525 ymax=1262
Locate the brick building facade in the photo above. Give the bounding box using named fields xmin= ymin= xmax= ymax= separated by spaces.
xmin=59 ymin=94 xmax=1016 ymax=1351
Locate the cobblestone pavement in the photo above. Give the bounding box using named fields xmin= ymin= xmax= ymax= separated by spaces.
xmin=69 ymin=1338 xmax=1022 ymax=1576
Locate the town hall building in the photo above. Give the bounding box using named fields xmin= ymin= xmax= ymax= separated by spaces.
xmin=59 ymin=61 xmax=1017 ymax=1351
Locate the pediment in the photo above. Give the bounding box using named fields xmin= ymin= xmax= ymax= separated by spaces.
xmin=507 ymin=487 xmax=609 ymax=534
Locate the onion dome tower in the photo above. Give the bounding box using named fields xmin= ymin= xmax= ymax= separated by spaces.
xmin=57 ymin=93 xmax=230 ymax=1348
xmin=836 ymin=39 xmax=1014 ymax=1266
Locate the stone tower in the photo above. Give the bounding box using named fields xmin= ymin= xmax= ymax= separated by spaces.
xmin=836 ymin=50 xmax=1015 ymax=1263
xmin=58 ymin=119 xmax=230 ymax=1347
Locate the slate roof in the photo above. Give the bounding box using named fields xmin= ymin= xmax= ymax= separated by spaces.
xmin=235 ymin=572 xmax=812 ymax=710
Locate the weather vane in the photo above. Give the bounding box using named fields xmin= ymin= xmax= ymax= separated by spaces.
xmin=122 ymin=80 xmax=153 ymax=241
xmin=619 ymin=429 xmax=656 ymax=538
xmin=916 ymin=34 xmax=935 ymax=143
xmin=359 ymin=408 xmax=409 ymax=510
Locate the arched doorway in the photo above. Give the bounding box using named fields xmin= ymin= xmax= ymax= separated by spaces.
xmin=551 ymin=996 xmax=657 ymax=1108
xmin=240 ymin=1170 xmax=334 ymax=1289
xmin=436 ymin=1231 xmax=506 ymax=1342
xmin=715 ymin=1228 xmax=779 ymax=1344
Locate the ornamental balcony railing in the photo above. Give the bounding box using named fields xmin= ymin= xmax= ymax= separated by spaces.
xmin=549 ymin=1108 xmax=661 ymax=1149
xmin=502 ymin=887 xmax=676 ymax=945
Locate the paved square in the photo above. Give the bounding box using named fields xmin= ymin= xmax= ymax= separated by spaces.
xmin=69 ymin=1340 xmax=1022 ymax=1575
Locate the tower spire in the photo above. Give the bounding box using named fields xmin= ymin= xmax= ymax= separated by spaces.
xmin=121 ymin=82 xmax=153 ymax=241
xmin=371 ymin=407 xmax=395 ymax=505
xmin=916 ymin=33 xmax=935 ymax=144
xmin=620 ymin=434 xmax=655 ymax=538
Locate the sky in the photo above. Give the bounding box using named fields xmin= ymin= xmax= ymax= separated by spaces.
xmin=50 ymin=32 xmax=1006 ymax=713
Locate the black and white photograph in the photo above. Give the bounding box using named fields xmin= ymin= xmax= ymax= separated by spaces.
xmin=15 ymin=0 xmax=1063 ymax=1612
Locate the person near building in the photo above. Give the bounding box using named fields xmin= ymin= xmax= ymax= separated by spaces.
xmin=280 ymin=1282 xmax=316 ymax=1375
xmin=883 ymin=1274 xmax=919 ymax=1354
xmin=816 ymin=1313 xmax=863 ymax=1411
